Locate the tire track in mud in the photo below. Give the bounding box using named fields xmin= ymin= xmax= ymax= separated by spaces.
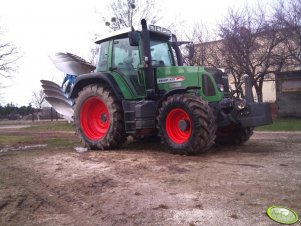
xmin=1 ymin=131 xmax=301 ymax=225
xmin=0 ymin=163 xmax=108 ymax=226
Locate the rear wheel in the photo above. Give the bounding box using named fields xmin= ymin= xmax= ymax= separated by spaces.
xmin=74 ymin=84 xmax=126 ymax=150
xmin=157 ymin=94 xmax=217 ymax=155
xmin=215 ymin=125 xmax=254 ymax=145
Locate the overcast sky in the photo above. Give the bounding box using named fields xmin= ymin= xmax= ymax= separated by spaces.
xmin=0 ymin=0 xmax=274 ymax=106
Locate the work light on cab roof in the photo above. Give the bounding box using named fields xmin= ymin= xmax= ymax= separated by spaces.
xmin=149 ymin=25 xmax=172 ymax=36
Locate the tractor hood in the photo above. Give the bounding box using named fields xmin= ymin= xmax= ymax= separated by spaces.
xmin=155 ymin=66 xmax=199 ymax=87
xmin=49 ymin=52 xmax=96 ymax=76
xmin=155 ymin=66 xmax=224 ymax=102
xmin=156 ymin=66 xmax=205 ymax=89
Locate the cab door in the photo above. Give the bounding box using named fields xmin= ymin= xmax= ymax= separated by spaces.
xmin=112 ymin=37 xmax=146 ymax=96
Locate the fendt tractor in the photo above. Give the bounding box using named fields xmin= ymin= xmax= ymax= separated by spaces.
xmin=41 ymin=19 xmax=272 ymax=155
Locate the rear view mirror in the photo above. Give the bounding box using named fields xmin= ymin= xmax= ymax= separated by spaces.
xmin=129 ymin=31 xmax=140 ymax=46
xmin=187 ymin=44 xmax=195 ymax=60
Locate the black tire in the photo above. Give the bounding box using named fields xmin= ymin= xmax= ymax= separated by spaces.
xmin=74 ymin=84 xmax=126 ymax=150
xmin=215 ymin=125 xmax=254 ymax=145
xmin=156 ymin=94 xmax=217 ymax=155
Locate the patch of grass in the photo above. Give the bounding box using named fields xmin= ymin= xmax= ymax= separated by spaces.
xmin=0 ymin=121 xmax=79 ymax=149
xmin=256 ymin=118 xmax=301 ymax=131
xmin=46 ymin=138 xmax=80 ymax=149
xmin=0 ymin=135 xmax=34 ymax=145
xmin=23 ymin=121 xmax=74 ymax=132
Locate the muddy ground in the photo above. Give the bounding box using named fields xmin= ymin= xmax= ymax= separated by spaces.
xmin=0 ymin=124 xmax=300 ymax=226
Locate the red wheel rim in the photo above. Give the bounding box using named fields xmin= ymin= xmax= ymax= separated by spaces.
xmin=166 ymin=108 xmax=192 ymax=144
xmin=80 ymin=97 xmax=110 ymax=140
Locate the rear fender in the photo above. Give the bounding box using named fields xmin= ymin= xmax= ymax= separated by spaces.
xmin=70 ymin=72 xmax=124 ymax=101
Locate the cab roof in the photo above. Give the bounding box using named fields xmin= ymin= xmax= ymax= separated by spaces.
xmin=95 ymin=27 xmax=132 ymax=44
xmin=95 ymin=27 xmax=171 ymax=44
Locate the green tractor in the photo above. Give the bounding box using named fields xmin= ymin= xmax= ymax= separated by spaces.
xmin=42 ymin=19 xmax=272 ymax=155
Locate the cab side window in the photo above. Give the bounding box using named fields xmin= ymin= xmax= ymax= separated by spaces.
xmin=97 ymin=41 xmax=109 ymax=72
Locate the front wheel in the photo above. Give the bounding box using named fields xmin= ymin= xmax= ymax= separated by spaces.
xmin=74 ymin=84 xmax=126 ymax=150
xmin=157 ymin=94 xmax=217 ymax=155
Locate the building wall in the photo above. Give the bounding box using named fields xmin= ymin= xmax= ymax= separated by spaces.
xmin=228 ymin=75 xmax=276 ymax=102
xmin=262 ymin=80 xmax=276 ymax=102
xmin=276 ymin=70 xmax=301 ymax=117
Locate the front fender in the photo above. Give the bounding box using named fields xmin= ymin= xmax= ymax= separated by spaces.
xmin=155 ymin=86 xmax=201 ymax=116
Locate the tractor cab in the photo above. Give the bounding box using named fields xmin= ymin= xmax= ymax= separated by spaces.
xmin=95 ymin=23 xmax=186 ymax=99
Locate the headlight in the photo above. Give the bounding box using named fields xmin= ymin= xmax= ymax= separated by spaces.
xmin=149 ymin=25 xmax=155 ymax=30
xmin=217 ymin=84 xmax=224 ymax=92
xmin=237 ymin=99 xmax=247 ymax=110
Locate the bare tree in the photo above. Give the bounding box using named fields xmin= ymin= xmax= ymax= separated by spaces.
xmin=103 ymin=0 xmax=162 ymax=31
xmin=181 ymin=22 xmax=214 ymax=66
xmin=0 ymin=27 xmax=20 ymax=78
xmin=199 ymin=7 xmax=288 ymax=102
xmin=31 ymin=89 xmax=46 ymax=110
xmin=274 ymin=0 xmax=301 ymax=67
xmin=0 ymin=26 xmax=20 ymax=101
xmin=90 ymin=0 xmax=164 ymax=64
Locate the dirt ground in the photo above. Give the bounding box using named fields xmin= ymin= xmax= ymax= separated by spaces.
xmin=0 ymin=125 xmax=300 ymax=226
